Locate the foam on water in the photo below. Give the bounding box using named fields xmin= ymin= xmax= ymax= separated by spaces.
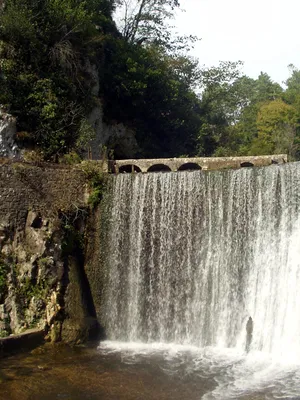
xmin=98 ymin=341 xmax=300 ymax=398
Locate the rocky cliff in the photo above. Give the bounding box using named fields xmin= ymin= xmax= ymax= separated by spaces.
xmin=0 ymin=160 xmax=100 ymax=344
xmin=86 ymin=62 xmax=140 ymax=160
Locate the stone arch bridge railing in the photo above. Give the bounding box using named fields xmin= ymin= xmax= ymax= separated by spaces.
xmin=109 ymin=155 xmax=288 ymax=173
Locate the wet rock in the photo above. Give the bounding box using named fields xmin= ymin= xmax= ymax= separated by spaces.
xmin=61 ymin=317 xmax=99 ymax=345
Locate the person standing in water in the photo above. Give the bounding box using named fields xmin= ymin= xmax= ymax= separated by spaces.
xmin=246 ymin=316 xmax=253 ymax=353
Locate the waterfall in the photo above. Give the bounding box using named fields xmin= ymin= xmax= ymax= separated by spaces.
xmin=100 ymin=163 xmax=300 ymax=359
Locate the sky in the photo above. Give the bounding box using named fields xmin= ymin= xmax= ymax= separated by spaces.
xmin=173 ymin=0 xmax=300 ymax=85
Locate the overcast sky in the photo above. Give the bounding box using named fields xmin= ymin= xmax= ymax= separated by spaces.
xmin=174 ymin=0 xmax=300 ymax=85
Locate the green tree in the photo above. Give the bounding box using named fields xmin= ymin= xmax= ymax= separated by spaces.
xmin=197 ymin=61 xmax=247 ymax=155
xmin=101 ymin=38 xmax=202 ymax=157
xmin=249 ymin=99 xmax=299 ymax=157
xmin=0 ymin=0 xmax=115 ymax=158
xmin=114 ymin=0 xmax=197 ymax=53
xmin=252 ymin=72 xmax=283 ymax=103
xmin=199 ymin=66 xmax=285 ymax=157
xmin=115 ymin=0 xmax=179 ymax=44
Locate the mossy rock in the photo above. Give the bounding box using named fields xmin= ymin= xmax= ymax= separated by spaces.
xmin=61 ymin=317 xmax=100 ymax=345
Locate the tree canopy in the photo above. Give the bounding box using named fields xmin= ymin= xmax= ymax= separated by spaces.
xmin=0 ymin=0 xmax=300 ymax=160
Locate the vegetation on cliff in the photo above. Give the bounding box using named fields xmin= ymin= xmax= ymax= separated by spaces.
xmin=0 ymin=0 xmax=116 ymax=158
xmin=0 ymin=0 xmax=300 ymax=159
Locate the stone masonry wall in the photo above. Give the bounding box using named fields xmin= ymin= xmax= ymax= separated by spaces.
xmin=0 ymin=160 xmax=88 ymax=229
xmin=113 ymin=154 xmax=288 ymax=173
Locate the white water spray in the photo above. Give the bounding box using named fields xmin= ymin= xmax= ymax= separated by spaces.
xmin=101 ymin=163 xmax=300 ymax=362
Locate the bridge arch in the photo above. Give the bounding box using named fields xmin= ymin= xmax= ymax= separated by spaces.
xmin=178 ymin=162 xmax=202 ymax=171
xmin=240 ymin=162 xmax=254 ymax=168
xmin=119 ymin=164 xmax=142 ymax=173
xmin=147 ymin=164 xmax=172 ymax=173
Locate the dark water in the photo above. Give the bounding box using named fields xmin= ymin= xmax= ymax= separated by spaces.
xmin=0 ymin=343 xmax=214 ymax=400
xmin=1 ymin=342 xmax=300 ymax=400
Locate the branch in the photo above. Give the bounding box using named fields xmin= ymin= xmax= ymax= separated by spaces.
xmin=128 ymin=0 xmax=147 ymax=42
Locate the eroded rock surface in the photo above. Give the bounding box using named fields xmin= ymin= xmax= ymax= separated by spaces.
xmin=0 ymin=211 xmax=65 ymax=337
xmin=0 ymin=162 xmax=99 ymax=345
xmin=0 ymin=111 xmax=19 ymax=158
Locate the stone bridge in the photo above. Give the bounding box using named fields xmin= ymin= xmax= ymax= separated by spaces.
xmin=110 ymin=154 xmax=288 ymax=173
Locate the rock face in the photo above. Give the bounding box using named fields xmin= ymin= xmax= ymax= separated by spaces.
xmin=86 ymin=62 xmax=139 ymax=160
xmin=88 ymin=103 xmax=140 ymax=159
xmin=0 ymin=211 xmax=65 ymax=336
xmin=0 ymin=111 xmax=19 ymax=158
xmin=0 ymin=161 xmax=99 ymax=344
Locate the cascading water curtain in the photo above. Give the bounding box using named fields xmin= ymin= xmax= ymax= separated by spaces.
xmin=100 ymin=163 xmax=300 ymax=359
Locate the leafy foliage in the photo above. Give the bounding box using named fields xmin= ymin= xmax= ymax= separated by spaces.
xmin=101 ymin=38 xmax=202 ymax=157
xmin=115 ymin=0 xmax=177 ymax=44
xmin=1 ymin=0 xmax=300 ymax=160
xmin=0 ymin=0 xmax=115 ymax=159
xmin=198 ymin=63 xmax=300 ymax=159
xmin=81 ymin=161 xmax=107 ymax=207
xmin=17 ymin=276 xmax=48 ymax=304
xmin=0 ymin=258 xmax=9 ymax=302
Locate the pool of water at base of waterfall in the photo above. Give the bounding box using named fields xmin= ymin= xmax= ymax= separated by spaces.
xmin=0 ymin=341 xmax=300 ymax=400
